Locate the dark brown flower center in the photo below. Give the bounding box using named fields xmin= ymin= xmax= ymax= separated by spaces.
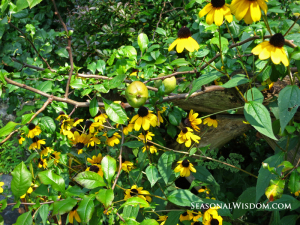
xmin=28 ymin=123 xmax=36 ymax=130
xmin=90 ymin=165 xmax=100 ymax=173
xmin=17 ymin=135 xmax=21 ymax=139
xmin=211 ymin=218 xmax=219 ymax=225
xmin=138 ymin=107 xmax=149 ymax=117
xmin=211 ymin=0 xmax=225 ymax=8
xmin=32 ymin=137 xmax=39 ymax=142
xmin=41 ymin=145 xmax=46 ymax=150
xmin=85 ymin=120 xmax=93 ymax=129
xmin=182 ymin=212 xmax=188 ymax=216
xmin=201 ymin=204 xmax=210 ymax=214
xmin=182 ymin=159 xmax=190 ymax=167
xmin=74 ymin=117 xmax=79 ymax=122
xmin=38 ymin=158 xmax=43 ymax=165
xmin=130 ymin=189 xmax=139 ymax=196
xmin=192 ymin=210 xmax=198 ymax=216
xmin=59 ymin=111 xmax=65 ymax=115
xmin=182 ymin=128 xmax=188 ymax=134
xmin=270 ymin=33 xmax=285 ymax=48
xmin=70 ymin=127 xmax=77 ymax=133
xmin=146 ymin=142 xmax=153 ymax=146
xmin=194 ymin=222 xmax=201 ymax=225
xmin=178 ymin=26 xmax=191 ymax=38
xmin=76 ymin=143 xmax=84 ymax=150
xmin=72 ymin=205 xmax=78 ymax=211
xmin=51 ymin=154 xmax=56 ymax=158
xmin=183 ymin=117 xmax=192 ymax=127
xmin=210 ymin=115 xmax=217 ymax=120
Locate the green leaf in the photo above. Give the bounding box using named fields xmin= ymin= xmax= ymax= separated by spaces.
xmin=77 ymin=195 xmax=95 ymax=223
xmin=123 ymin=205 xmax=139 ymax=219
xmin=221 ymin=75 xmax=250 ymax=88
xmin=165 ymin=211 xmax=183 ymax=225
xmin=265 ymin=179 xmax=284 ymax=201
xmin=122 ymin=141 xmax=144 ymax=148
xmin=290 ymin=47 xmax=300 ymax=60
xmin=280 ymin=215 xmax=298 ymax=225
xmin=101 ymin=155 xmax=117 ymax=187
xmin=74 ymin=171 xmax=106 ymax=189
xmin=0 ymin=70 xmax=8 ymax=85
xmin=38 ymin=170 xmax=65 ymax=193
xmin=89 ymin=97 xmax=99 ymax=117
xmin=145 ymin=165 xmax=159 ymax=187
xmin=87 ymin=62 xmax=96 ymax=74
xmin=70 ymin=78 xmax=84 ymax=89
xmin=168 ymin=107 xmax=182 ymax=126
xmin=37 ymin=81 xmax=53 ymax=93
xmin=102 ymin=97 xmax=127 ymax=124
xmin=96 ymin=189 xmax=114 ymax=208
xmin=0 ymin=121 xmax=19 ymax=137
xmin=11 ymin=162 xmax=32 ymax=199
xmin=0 ymin=199 xmax=7 ymax=213
xmin=140 ymin=219 xmax=159 ymax=225
xmin=264 ymin=194 xmax=300 ymax=211
xmin=278 ymin=161 xmax=294 ymax=173
xmin=170 ymin=58 xmax=190 ymax=67
xmin=40 ymin=116 xmax=56 ymax=133
xmin=244 ymin=101 xmax=277 ymax=140
xmin=16 ymin=0 xmax=29 ymax=12
xmin=138 ymin=33 xmax=149 ymax=54
xmin=55 ymin=48 xmax=69 ymax=58
xmin=158 ymin=151 xmax=176 ymax=184
xmin=27 ymin=0 xmax=43 ymax=8
xmin=14 ymin=211 xmax=32 ymax=225
xmin=17 ymin=105 xmax=35 ymax=117
xmin=167 ymin=190 xmax=202 ymax=207
xmin=256 ymin=152 xmax=284 ymax=202
xmin=278 ymin=85 xmax=300 ymax=133
xmin=232 ymin=187 xmax=256 ymax=219
xmin=38 ymin=204 xmax=49 ymax=225
xmin=155 ymin=27 xmax=166 ymax=36
xmin=193 ymin=166 xmax=220 ymax=194
xmin=288 ymin=171 xmax=300 ymax=194
xmin=109 ymin=74 xmax=126 ymax=89
xmin=53 ymin=197 xmax=77 ymax=215
xmin=96 ymin=60 xmax=106 ymax=74
xmin=121 ymin=196 xmax=149 ymax=208
xmin=155 ymin=55 xmax=167 ymax=64
xmin=167 ymin=124 xmax=177 ymax=138
xmin=21 ymin=113 xmax=34 ymax=125
xmin=244 ymin=87 xmax=264 ymax=104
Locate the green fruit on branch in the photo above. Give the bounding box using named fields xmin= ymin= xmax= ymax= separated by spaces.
xmin=154 ymin=73 xmax=177 ymax=94
xmin=125 ymin=81 xmax=149 ymax=108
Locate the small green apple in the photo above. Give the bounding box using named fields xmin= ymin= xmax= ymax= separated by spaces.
xmin=125 ymin=81 xmax=149 ymax=108
xmin=154 ymin=73 xmax=177 ymax=94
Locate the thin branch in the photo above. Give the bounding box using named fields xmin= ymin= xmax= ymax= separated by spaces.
xmin=28 ymin=97 xmax=53 ymax=123
xmin=143 ymin=70 xmax=196 ymax=84
xmin=51 ymin=0 xmax=74 ymax=99
xmin=152 ymin=1 xmax=166 ymax=41
xmin=284 ymin=15 xmax=300 ymax=36
xmin=8 ymin=23 xmax=52 ymax=71
xmin=0 ymin=129 xmax=19 ymax=146
xmin=68 ymin=105 xmax=77 ymax=117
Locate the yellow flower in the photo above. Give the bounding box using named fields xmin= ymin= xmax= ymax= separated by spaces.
xmin=122 ymin=161 xmax=135 ymax=172
xmin=157 ymin=107 xmax=166 ymax=126
xmin=87 ymin=153 xmax=103 ymax=164
xmin=20 ymin=183 xmax=34 ymax=198
xmin=198 ymin=186 xmax=210 ymax=195
xmin=104 ymin=132 xmax=121 ymax=147
xmin=40 ymin=146 xmax=54 ymax=157
xmin=130 ymin=69 xmax=144 ymax=79
xmin=261 ymin=78 xmax=274 ymax=91
xmin=157 ymin=215 xmax=179 ymax=225
xmin=56 ymin=111 xmax=69 ymax=121
xmin=85 ymin=120 xmax=103 ymax=134
xmin=50 ymin=151 xmax=61 ymax=165
xmin=130 ymin=107 xmax=157 ymax=131
xmin=183 ymin=110 xmax=202 ymax=132
xmin=168 ymin=26 xmax=199 ymax=53
xmin=17 ymin=134 xmax=25 ymax=145
xmin=29 ymin=137 xmax=46 ymax=150
xmin=176 ymin=127 xmax=201 ymax=147
xmin=60 ymin=118 xmax=74 ymax=136
xmin=0 ymin=182 xmax=5 ymax=193
xmin=295 ymin=190 xmax=300 ymax=197
xmin=70 ymin=131 xmax=92 ymax=154
xmin=94 ymin=112 xmax=108 ymax=123
xmin=38 ymin=157 xmax=47 ymax=169
xmin=199 ymin=0 xmax=233 ymax=26
xmin=69 ymin=205 xmax=81 ymax=224
xmin=123 ymin=124 xmax=134 ymax=135
xmin=203 ymin=115 xmax=218 ymax=128
xmin=142 ymin=142 xmax=158 ymax=154
xmin=179 ymin=211 xmax=193 ymax=221
xmin=27 ymin=123 xmax=42 ymax=138
xmin=231 ymin=0 xmax=267 ymax=24
xmin=174 ymin=159 xmax=197 ymax=177
xmin=203 ymin=207 xmax=223 ymax=225
xmin=88 ymin=133 xmax=101 ymax=147
xmin=190 ymin=210 xmax=202 ymax=222
xmin=252 ymin=33 xmax=289 ymax=66
xmin=73 ymin=117 xmax=84 ymax=127
xmin=124 ymin=185 xmax=152 ymax=204
xmin=138 ymin=131 xmax=155 ymax=142
xmin=86 ymin=164 xmax=103 ymax=177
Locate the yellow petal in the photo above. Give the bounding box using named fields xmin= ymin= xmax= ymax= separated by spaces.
xmin=244 ymin=8 xmax=254 ymax=24
xmin=252 ymin=41 xmax=269 ymax=55
xmin=176 ymin=39 xmax=185 ymax=53
xmin=134 ymin=117 xmax=143 ymax=131
xmin=259 ymin=46 xmax=271 ymax=60
xmin=271 ymin=47 xmax=281 ymax=64
xmin=257 ymin=0 xmax=268 ymax=14
xmin=280 ymin=48 xmax=289 ymax=66
xmin=214 ymin=8 xmax=223 ymax=26
xmin=199 ymin=3 xmax=213 ymax=18
xmin=235 ymin=0 xmax=250 ymax=21
xmin=250 ymin=1 xmax=261 ymax=22
xmin=206 ymin=9 xmax=215 ymax=25
xmin=168 ymin=39 xmax=179 ymax=52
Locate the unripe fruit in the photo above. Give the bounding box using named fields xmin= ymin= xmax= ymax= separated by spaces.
xmin=154 ymin=73 xmax=177 ymax=94
xmin=125 ymin=81 xmax=148 ymax=108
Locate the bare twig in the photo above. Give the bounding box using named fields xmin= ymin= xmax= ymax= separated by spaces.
xmin=51 ymin=0 xmax=74 ymax=99
xmin=284 ymin=15 xmax=300 ymax=36
xmin=28 ymin=97 xmax=53 ymax=123
xmin=68 ymin=105 xmax=77 ymax=117
xmin=0 ymin=129 xmax=19 ymax=146
xmin=152 ymin=1 xmax=166 ymax=41
xmin=143 ymin=70 xmax=196 ymax=84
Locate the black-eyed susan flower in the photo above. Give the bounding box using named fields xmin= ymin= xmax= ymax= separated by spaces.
xmin=73 ymin=117 xmax=84 ymax=127
xmin=138 ymin=131 xmax=155 ymax=142
xmin=0 ymin=182 xmax=4 ymax=193
xmin=202 ymin=207 xmax=223 ymax=225
xmin=38 ymin=157 xmax=47 ymax=169
xmin=29 ymin=137 xmax=46 ymax=150
xmin=198 ymin=186 xmax=210 ymax=195
xmin=40 ymin=145 xmax=54 ymax=157
xmin=64 ymin=127 xmax=77 ymax=140
xmin=176 ymin=127 xmax=201 ymax=147
xmin=130 ymin=107 xmax=157 ymax=131
xmin=56 ymin=111 xmax=68 ymax=121
xmin=60 ymin=118 xmax=74 ymax=136
xmin=86 ymin=120 xmax=103 ymax=134
xmin=199 ymin=0 xmax=232 ymax=26
xmin=168 ymin=26 xmax=199 ymax=53
xmin=203 ymin=115 xmax=218 ymax=128
xmin=189 ymin=210 xmax=202 ymax=222
xmin=70 ymin=131 xmax=92 ymax=154
xmin=122 ymin=161 xmax=135 ymax=172
xmin=87 ymin=133 xmax=101 ymax=147
xmin=27 ymin=123 xmax=42 ymax=138
xmin=252 ymin=33 xmax=289 ymax=66
xmin=87 ymin=153 xmax=103 ymax=164
xmin=50 ymin=151 xmax=61 ymax=165
xmin=179 ymin=211 xmax=193 ymax=221
xmin=124 ymin=185 xmax=152 ymax=203
xmin=231 ymin=0 xmax=267 ymax=24
xmin=123 ymin=124 xmax=134 ymax=135
xmin=94 ymin=111 xmax=108 ymax=123
xmin=130 ymin=70 xmax=144 ymax=79
xmin=157 ymin=106 xmax=167 ymax=126
xmin=86 ymin=164 xmax=103 ymax=177
xmin=17 ymin=134 xmax=25 ymax=145
xmin=142 ymin=142 xmax=158 ymax=154
xmin=184 ymin=110 xmax=202 ymax=132
xmin=174 ymin=159 xmax=197 ymax=177
xmin=69 ymin=205 xmax=81 ymax=224
xmin=104 ymin=132 xmax=121 ymax=147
